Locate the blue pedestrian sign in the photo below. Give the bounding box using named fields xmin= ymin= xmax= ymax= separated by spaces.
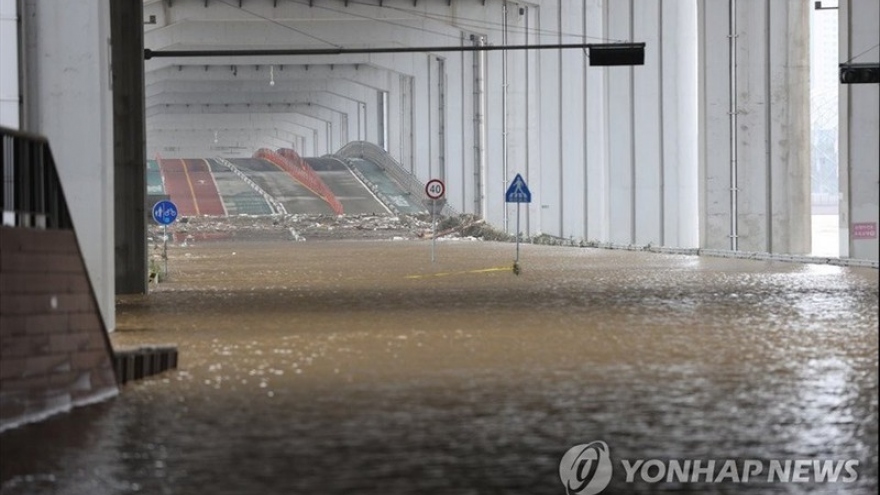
xmin=505 ymin=173 xmax=532 ymax=203
xmin=152 ymin=200 xmax=178 ymax=225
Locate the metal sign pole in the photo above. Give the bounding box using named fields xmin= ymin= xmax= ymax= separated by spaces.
xmin=153 ymin=200 xmax=178 ymax=283
xmin=425 ymin=179 xmax=445 ymax=264
xmin=516 ymin=203 xmax=521 ymax=263
xmin=504 ymin=174 xmax=529 ymax=276
xmin=163 ymin=224 xmax=168 ymax=278
xmin=431 ymin=199 xmax=436 ymax=263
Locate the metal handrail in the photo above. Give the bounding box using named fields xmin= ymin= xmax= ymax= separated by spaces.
xmin=213 ymin=157 xmax=287 ymax=215
xmin=254 ymin=148 xmax=344 ymax=215
xmin=1 ymin=126 xmax=73 ymax=229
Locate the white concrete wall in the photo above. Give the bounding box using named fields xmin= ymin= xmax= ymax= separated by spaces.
xmin=664 ymin=0 xmax=700 ymax=249
xmin=0 ymin=0 xmax=18 ymax=128
xmin=149 ymin=113 xmax=323 ymax=158
xmin=460 ymin=0 xmax=700 ymax=247
xmin=698 ymin=0 xmax=811 ymax=254
xmin=139 ymin=0 xmax=827 ymax=255
xmin=22 ymin=0 xmax=115 ymax=330
xmin=10 ymin=0 xmax=872 ymax=343
xmin=839 ymin=0 xmax=879 ymax=261
xmin=140 ymin=0 xmax=705 ymax=247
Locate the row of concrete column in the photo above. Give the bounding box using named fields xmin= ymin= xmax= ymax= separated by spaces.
xmin=3 ymin=0 xmax=877 ymax=333
xmin=143 ymin=1 xmax=819 ymax=255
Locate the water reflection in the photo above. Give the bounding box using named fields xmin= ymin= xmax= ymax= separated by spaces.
xmin=1 ymin=241 xmax=877 ymax=494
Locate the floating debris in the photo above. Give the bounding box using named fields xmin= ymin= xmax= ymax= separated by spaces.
xmin=147 ymin=213 xmax=512 ymax=245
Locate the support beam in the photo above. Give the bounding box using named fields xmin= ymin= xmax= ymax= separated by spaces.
xmin=111 ymin=0 xmax=147 ymax=295
xmin=22 ymin=0 xmax=116 ymax=330
xmin=144 ymin=43 xmax=646 ymax=60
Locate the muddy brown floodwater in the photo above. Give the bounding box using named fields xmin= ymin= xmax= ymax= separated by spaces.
xmin=1 ymin=238 xmax=878 ymax=494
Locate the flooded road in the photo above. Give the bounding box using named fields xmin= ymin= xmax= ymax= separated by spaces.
xmin=2 ymin=239 xmax=878 ymax=494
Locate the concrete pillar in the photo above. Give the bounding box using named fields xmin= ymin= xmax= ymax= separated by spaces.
xmin=839 ymin=0 xmax=879 ymax=261
xmin=22 ymin=0 xmax=115 ymax=331
xmin=503 ymin=2 xmax=537 ymax=236
xmin=663 ymin=0 xmax=700 ymax=248
xmin=111 ymin=0 xmax=146 ymax=295
xmin=606 ymin=0 xmax=636 ymax=245
xmin=584 ymin=0 xmax=608 ymax=243
xmin=136 ymin=0 xmax=718 ymax=250
xmin=0 ymin=0 xmax=18 ymax=128
xmin=633 ymin=1 xmax=663 ymax=246
xmin=535 ymin=0 xmax=561 ymax=238
xmin=767 ymin=0 xmax=811 ymax=255
xmin=698 ymin=0 xmax=811 ymax=254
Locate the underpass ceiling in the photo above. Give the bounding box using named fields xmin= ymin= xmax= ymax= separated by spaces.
xmin=144 ymin=0 xmax=475 ymax=146
xmin=145 ymin=63 xmax=388 ymax=87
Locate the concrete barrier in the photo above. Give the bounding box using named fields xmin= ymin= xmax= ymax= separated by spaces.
xmin=113 ymin=345 xmax=179 ymax=386
xmin=0 ymin=227 xmax=118 ymax=433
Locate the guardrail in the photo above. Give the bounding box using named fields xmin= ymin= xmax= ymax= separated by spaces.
xmin=213 ymin=157 xmax=287 ymax=215
xmin=340 ymin=158 xmax=401 ymax=215
xmin=334 ymin=141 xmax=459 ymax=216
xmin=254 ymin=148 xmax=344 ymax=215
xmin=1 ymin=126 xmax=73 ymax=229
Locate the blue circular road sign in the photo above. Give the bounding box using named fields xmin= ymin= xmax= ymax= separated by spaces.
xmin=152 ymin=200 xmax=178 ymax=225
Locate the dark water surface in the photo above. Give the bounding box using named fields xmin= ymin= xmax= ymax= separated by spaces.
xmin=2 ymin=240 xmax=878 ymax=494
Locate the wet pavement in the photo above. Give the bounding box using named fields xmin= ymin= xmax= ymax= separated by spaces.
xmin=230 ymin=159 xmax=334 ymax=215
xmin=305 ymin=158 xmax=389 ymax=215
xmin=1 ymin=237 xmax=877 ymax=494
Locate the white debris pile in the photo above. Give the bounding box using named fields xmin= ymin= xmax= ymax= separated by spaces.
xmin=145 ymin=213 xmax=528 ymax=246
xmin=425 ymin=214 xmax=514 ymax=242
xmin=145 ymin=213 xmax=523 ymax=243
xmin=148 ymin=213 xmax=434 ymax=242
xmin=291 ymin=213 xmax=434 ymax=240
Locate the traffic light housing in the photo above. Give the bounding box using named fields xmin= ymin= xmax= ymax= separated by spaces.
xmin=839 ymin=63 xmax=880 ymax=84
xmin=589 ymin=44 xmax=645 ymax=66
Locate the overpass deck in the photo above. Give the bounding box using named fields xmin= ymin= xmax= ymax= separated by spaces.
xmin=153 ymin=154 xmax=424 ymax=218
xmin=305 ymin=157 xmax=389 ymax=215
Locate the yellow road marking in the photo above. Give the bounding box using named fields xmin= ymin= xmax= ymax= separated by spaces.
xmin=181 ymin=159 xmax=201 ymax=216
xmin=405 ymin=266 xmax=512 ymax=279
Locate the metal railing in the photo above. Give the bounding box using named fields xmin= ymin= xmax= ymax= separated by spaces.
xmin=254 ymin=148 xmax=344 ymax=215
xmin=1 ymin=126 xmax=72 ymax=229
xmin=213 ymin=157 xmax=287 ymax=215
xmin=334 ymin=141 xmax=459 ymax=216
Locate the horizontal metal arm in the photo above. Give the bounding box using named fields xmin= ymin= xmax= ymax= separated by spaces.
xmin=144 ymin=42 xmax=645 ymax=60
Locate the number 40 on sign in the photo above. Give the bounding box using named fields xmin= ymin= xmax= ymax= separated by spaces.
xmin=425 ymin=179 xmax=445 ymax=200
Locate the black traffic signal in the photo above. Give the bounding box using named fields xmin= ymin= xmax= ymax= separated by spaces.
xmin=589 ymin=44 xmax=645 ymax=66
xmin=839 ymin=63 xmax=880 ymax=84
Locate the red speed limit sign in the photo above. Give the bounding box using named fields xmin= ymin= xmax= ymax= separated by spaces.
xmin=425 ymin=179 xmax=445 ymax=200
